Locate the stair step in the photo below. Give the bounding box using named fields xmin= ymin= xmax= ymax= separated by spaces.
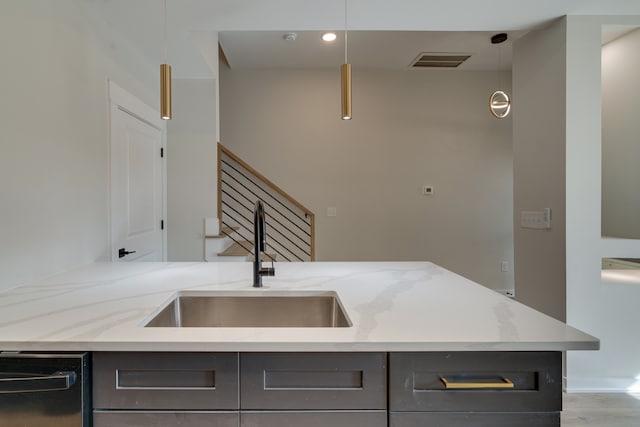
xmin=218 ymin=241 xmax=277 ymax=261
xmin=247 ymin=253 xmax=277 ymax=262
xmin=206 ymin=225 xmax=239 ymax=239
xmin=218 ymin=240 xmax=253 ymax=256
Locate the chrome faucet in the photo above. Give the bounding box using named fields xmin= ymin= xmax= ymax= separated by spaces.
xmin=253 ymin=200 xmax=275 ymax=287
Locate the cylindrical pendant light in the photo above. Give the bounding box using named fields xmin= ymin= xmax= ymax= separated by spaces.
xmin=160 ymin=0 xmax=172 ymax=120
xmin=341 ymin=63 xmax=352 ymax=120
xmin=341 ymin=0 xmax=352 ymax=120
xmin=160 ymin=63 xmax=172 ymax=120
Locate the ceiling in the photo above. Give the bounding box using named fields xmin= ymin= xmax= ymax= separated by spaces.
xmin=81 ymin=0 xmax=640 ymax=77
xmin=218 ymin=30 xmax=526 ymax=71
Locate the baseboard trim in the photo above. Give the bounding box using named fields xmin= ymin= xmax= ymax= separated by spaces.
xmin=566 ymin=376 xmax=640 ymax=393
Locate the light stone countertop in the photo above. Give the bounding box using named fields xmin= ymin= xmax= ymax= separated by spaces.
xmin=0 ymin=262 xmax=599 ymax=352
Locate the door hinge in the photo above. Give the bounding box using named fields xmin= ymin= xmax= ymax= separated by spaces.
xmin=160 ymin=147 xmax=164 ymax=158
xmin=161 ymin=220 xmax=164 ymax=230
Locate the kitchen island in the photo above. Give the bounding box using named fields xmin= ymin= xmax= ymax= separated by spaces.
xmin=0 ymin=262 xmax=598 ymax=426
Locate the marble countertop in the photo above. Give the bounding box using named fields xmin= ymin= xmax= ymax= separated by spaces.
xmin=0 ymin=262 xmax=599 ymax=352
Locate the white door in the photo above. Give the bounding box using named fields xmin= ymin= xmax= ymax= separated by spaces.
xmin=109 ymin=82 xmax=165 ymax=261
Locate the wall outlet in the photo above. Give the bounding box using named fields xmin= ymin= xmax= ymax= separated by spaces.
xmin=422 ymin=185 xmax=434 ymax=196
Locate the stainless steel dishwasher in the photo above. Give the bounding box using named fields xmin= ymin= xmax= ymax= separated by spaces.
xmin=0 ymin=352 xmax=90 ymax=427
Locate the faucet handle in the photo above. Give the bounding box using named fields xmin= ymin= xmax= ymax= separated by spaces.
xmin=260 ymin=266 xmax=276 ymax=277
xmin=259 ymin=259 xmax=275 ymax=277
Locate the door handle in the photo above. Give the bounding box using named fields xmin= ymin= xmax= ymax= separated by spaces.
xmin=118 ymin=248 xmax=137 ymax=258
xmin=0 ymin=371 xmax=76 ymax=394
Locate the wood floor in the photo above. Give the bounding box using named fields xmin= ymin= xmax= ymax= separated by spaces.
xmin=563 ymin=393 xmax=640 ymax=426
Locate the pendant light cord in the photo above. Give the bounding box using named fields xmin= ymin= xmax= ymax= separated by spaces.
xmin=344 ymin=0 xmax=348 ymax=63
xmin=163 ymin=0 xmax=168 ymax=63
xmin=497 ymin=42 xmax=501 ymax=87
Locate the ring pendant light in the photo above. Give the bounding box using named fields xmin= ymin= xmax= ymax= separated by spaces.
xmin=489 ymin=33 xmax=510 ymax=119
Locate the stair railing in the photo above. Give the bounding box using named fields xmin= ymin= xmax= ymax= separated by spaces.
xmin=217 ymin=143 xmax=315 ymax=261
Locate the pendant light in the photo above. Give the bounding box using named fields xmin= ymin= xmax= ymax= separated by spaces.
xmin=489 ymin=33 xmax=510 ymax=119
xmin=160 ymin=0 xmax=172 ymax=120
xmin=341 ymin=0 xmax=352 ymax=120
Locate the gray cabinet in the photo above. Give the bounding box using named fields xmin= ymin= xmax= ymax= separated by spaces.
xmin=241 ymin=411 xmax=387 ymax=427
xmin=388 ymin=351 xmax=562 ymax=427
xmin=93 ymin=351 xmax=563 ymax=426
xmin=93 ymin=352 xmax=239 ymax=427
xmin=93 ymin=352 xmax=238 ymax=410
xmin=389 ymin=412 xmax=560 ymax=427
xmin=93 ymin=411 xmax=238 ymax=427
xmin=240 ymin=352 xmax=386 ymax=426
xmin=93 ymin=352 xmax=386 ymax=426
xmin=241 ymin=352 xmax=386 ymax=410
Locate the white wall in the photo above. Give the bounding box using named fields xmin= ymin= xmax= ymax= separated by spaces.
xmin=167 ymin=79 xmax=218 ymax=261
xmin=565 ymin=15 xmax=640 ymax=392
xmin=220 ymin=66 xmax=514 ymax=291
xmin=512 ymin=19 xmax=567 ymax=321
xmin=601 ymin=28 xmax=640 ymax=239
xmin=511 ymin=15 xmax=640 ymax=392
xmin=0 ymin=1 xmax=157 ymax=291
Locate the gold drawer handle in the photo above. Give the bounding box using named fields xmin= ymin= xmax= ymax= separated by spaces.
xmin=440 ymin=375 xmax=514 ymax=389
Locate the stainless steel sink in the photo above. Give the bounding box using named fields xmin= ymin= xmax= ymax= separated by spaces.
xmin=143 ymin=291 xmax=351 ymax=328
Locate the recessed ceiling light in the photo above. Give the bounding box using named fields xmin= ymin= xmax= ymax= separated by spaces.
xmin=283 ymin=33 xmax=298 ymax=41
xmin=322 ymin=32 xmax=337 ymax=42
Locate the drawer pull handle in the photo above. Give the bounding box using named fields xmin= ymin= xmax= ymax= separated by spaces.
xmin=0 ymin=371 xmax=76 ymax=394
xmin=440 ymin=375 xmax=514 ymax=389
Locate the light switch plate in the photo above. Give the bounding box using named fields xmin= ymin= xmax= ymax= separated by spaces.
xmin=521 ymin=208 xmax=551 ymax=229
xmin=501 ymin=261 xmax=509 ymax=272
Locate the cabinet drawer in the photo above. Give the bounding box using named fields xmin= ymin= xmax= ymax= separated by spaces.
xmin=94 ymin=410 xmax=238 ymax=427
xmin=390 ymin=411 xmax=560 ymax=427
xmin=241 ymin=353 xmax=386 ymax=410
xmin=241 ymin=411 xmax=387 ymax=427
xmin=93 ymin=352 xmax=238 ymax=410
xmin=389 ymin=352 xmax=561 ymax=412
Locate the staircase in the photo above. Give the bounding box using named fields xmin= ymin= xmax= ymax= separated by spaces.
xmin=205 ymin=144 xmax=315 ymax=262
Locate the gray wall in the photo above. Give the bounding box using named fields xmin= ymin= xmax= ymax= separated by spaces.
xmin=512 ymin=19 xmax=567 ymax=321
xmin=167 ymin=79 xmax=218 ymax=261
xmin=565 ymin=15 xmax=640 ymax=392
xmin=220 ymin=66 xmax=514 ymax=291
xmin=0 ymin=1 xmax=156 ymax=292
xmin=510 ymin=16 xmax=640 ymax=391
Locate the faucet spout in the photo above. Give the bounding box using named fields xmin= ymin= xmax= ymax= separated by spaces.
xmin=253 ymin=200 xmax=275 ymax=287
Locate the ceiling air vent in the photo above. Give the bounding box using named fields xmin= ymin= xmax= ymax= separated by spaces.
xmin=410 ymin=53 xmax=471 ymax=68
